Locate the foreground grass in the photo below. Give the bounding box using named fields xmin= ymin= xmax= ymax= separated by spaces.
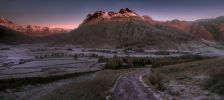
xmin=0 ymin=71 xmax=97 ymax=91
xmin=147 ymin=71 xmax=166 ymax=91
xmin=155 ymin=57 xmax=224 ymax=95
xmin=37 ymin=69 xmax=136 ymax=100
xmin=204 ymin=66 xmax=224 ymax=94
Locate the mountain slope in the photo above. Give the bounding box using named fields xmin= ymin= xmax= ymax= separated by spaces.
xmin=163 ymin=16 xmax=224 ymax=42
xmin=0 ymin=25 xmax=29 ymax=44
xmin=194 ymin=16 xmax=224 ymax=42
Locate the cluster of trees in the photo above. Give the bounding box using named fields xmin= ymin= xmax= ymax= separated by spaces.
xmin=35 ymin=53 xmax=66 ymax=59
xmin=101 ymin=55 xmax=152 ymax=69
xmin=99 ymin=54 xmax=209 ymax=69
xmin=35 ymin=53 xmax=99 ymax=60
xmin=87 ymin=49 xmax=117 ymax=54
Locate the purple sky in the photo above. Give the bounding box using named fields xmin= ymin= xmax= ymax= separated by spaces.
xmin=0 ymin=0 xmax=224 ymax=29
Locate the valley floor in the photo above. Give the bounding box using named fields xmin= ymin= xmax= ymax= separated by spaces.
xmin=0 ymin=44 xmax=224 ymax=100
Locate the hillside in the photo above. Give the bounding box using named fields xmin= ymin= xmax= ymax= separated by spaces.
xmin=161 ymin=16 xmax=224 ymax=42
xmin=0 ymin=25 xmax=29 ymax=44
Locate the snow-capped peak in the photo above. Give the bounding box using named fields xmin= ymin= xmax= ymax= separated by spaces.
xmin=83 ymin=8 xmax=139 ymax=24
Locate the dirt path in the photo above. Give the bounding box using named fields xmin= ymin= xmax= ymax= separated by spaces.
xmin=108 ymin=68 xmax=161 ymax=100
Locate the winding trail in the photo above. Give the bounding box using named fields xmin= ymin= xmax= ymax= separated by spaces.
xmin=109 ymin=68 xmax=161 ymax=100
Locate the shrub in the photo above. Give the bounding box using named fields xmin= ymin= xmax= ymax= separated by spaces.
xmin=35 ymin=56 xmax=39 ymax=59
xmin=154 ymin=51 xmax=170 ymax=55
xmin=89 ymin=53 xmax=98 ymax=58
xmin=74 ymin=54 xmax=78 ymax=60
xmin=204 ymin=67 xmax=224 ymax=94
xmin=135 ymin=48 xmax=145 ymax=52
xmin=149 ymin=71 xmax=166 ymax=91
xmin=105 ymin=55 xmax=122 ymax=69
xmin=209 ymin=80 xmax=224 ymax=94
xmin=126 ymin=57 xmax=134 ymax=68
xmin=0 ymin=48 xmax=10 ymax=50
xmin=98 ymin=56 xmax=105 ymax=63
xmin=66 ymin=48 xmax=73 ymax=51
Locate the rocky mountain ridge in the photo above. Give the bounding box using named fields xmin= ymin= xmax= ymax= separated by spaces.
xmin=61 ymin=8 xmax=224 ymax=49
xmin=0 ymin=17 xmax=71 ymax=37
xmin=81 ymin=8 xmax=224 ymax=43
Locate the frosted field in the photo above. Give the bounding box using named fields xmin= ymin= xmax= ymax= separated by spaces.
xmin=0 ymin=57 xmax=103 ymax=79
xmin=0 ymin=44 xmax=104 ymax=79
xmin=11 ymin=59 xmax=83 ymax=69
xmin=0 ymin=43 xmax=223 ymax=80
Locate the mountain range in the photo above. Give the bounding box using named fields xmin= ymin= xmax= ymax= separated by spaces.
xmin=0 ymin=17 xmax=71 ymax=37
xmin=1 ymin=8 xmax=224 ymax=49
xmin=60 ymin=8 xmax=224 ymax=49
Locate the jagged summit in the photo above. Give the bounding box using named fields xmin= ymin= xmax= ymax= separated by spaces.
xmin=119 ymin=8 xmax=138 ymax=15
xmin=82 ymin=8 xmax=139 ymax=25
xmin=119 ymin=8 xmax=132 ymax=13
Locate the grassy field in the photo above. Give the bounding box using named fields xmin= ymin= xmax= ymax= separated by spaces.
xmin=0 ymin=71 xmax=98 ymax=91
xmin=33 ymin=69 xmax=140 ymax=100
xmin=146 ymin=57 xmax=224 ymax=98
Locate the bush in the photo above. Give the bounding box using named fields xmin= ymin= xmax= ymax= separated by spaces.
xmin=74 ymin=54 xmax=78 ymax=60
xmin=154 ymin=51 xmax=170 ymax=55
xmin=105 ymin=55 xmax=122 ymax=69
xmin=0 ymin=48 xmax=10 ymax=50
xmin=35 ymin=56 xmax=39 ymax=59
xmin=149 ymin=72 xmax=165 ymax=91
xmin=98 ymin=56 xmax=105 ymax=63
xmin=204 ymin=67 xmax=224 ymax=94
xmin=135 ymin=48 xmax=145 ymax=52
xmin=89 ymin=54 xmax=98 ymax=58
xmin=66 ymin=48 xmax=73 ymax=51
xmin=209 ymin=80 xmax=224 ymax=94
